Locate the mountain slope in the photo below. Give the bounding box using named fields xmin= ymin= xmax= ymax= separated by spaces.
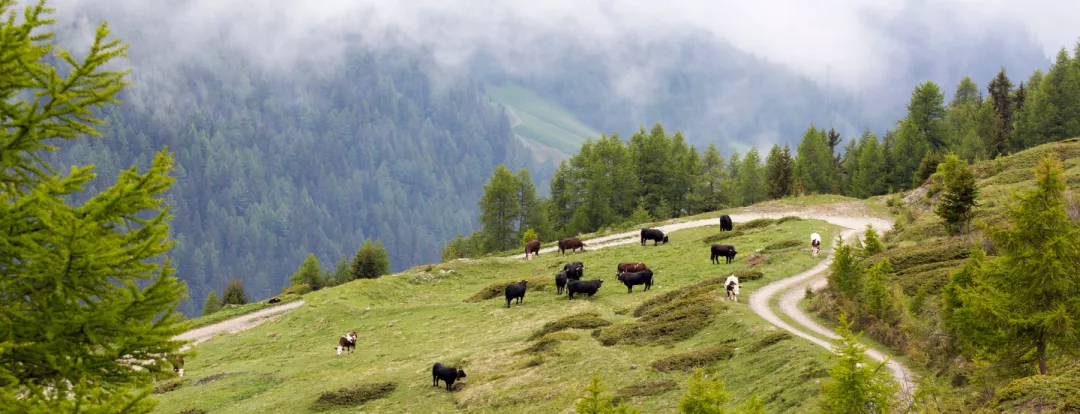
xmin=486 ymin=82 xmax=601 ymax=159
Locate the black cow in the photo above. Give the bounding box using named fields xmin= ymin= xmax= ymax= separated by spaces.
xmin=617 ymin=269 xmax=653 ymax=293
xmin=268 ymin=297 xmax=281 ymax=304
xmin=432 ymin=362 xmax=467 ymax=391
xmin=711 ymin=244 xmax=738 ymax=264
xmin=563 ymin=262 xmax=584 ymax=280
xmin=640 ymin=228 xmax=669 ymax=246
xmin=555 ymin=271 xmax=568 ymax=295
xmin=505 ymin=280 xmax=528 ymax=308
xmin=558 ymin=237 xmax=586 ymax=255
xmin=567 ymin=279 xmax=603 ymax=299
xmin=719 ymin=215 xmax=733 ymax=231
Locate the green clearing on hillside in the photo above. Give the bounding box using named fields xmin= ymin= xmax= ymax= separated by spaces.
xmin=151 ymin=219 xmax=842 ymax=413
xmin=485 ymin=83 xmax=601 ymax=155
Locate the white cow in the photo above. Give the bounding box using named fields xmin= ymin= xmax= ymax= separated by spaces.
xmin=810 ymin=232 xmax=822 ymax=257
xmin=724 ymin=275 xmax=740 ymax=302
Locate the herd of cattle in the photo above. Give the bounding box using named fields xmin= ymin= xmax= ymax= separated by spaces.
xmin=327 ymin=214 xmax=819 ymax=392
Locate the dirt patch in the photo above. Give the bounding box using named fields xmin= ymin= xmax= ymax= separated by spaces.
xmin=193 ymin=372 xmax=230 ymax=386
xmin=651 ymin=343 xmax=736 ymax=372
xmin=311 ymin=381 xmax=398 ymax=411
xmin=745 ymin=253 xmax=769 ymax=267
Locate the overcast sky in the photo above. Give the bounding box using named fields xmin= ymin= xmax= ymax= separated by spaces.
xmin=34 ymin=0 xmax=1079 ymax=93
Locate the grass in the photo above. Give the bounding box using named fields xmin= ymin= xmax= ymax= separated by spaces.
xmin=186 ymin=294 xmax=304 ymax=329
xmin=485 ymin=82 xmax=601 ymax=156
xmin=148 ymin=217 xmax=842 ymax=413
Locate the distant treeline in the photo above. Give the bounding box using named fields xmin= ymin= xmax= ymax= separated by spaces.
xmin=448 ymin=43 xmax=1080 ymax=258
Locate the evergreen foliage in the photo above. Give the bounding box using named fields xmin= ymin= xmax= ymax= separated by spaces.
xmin=222 ymin=279 xmax=249 ymax=305
xmin=350 ymin=238 xmax=391 ymax=281
xmin=933 ymin=153 xmax=979 ymax=235
xmin=818 ymin=314 xmax=900 ymax=413
xmin=289 ymin=253 xmax=324 ymax=290
xmin=0 ymin=1 xmax=188 ymax=410
xmin=202 ymin=291 xmax=223 ymax=316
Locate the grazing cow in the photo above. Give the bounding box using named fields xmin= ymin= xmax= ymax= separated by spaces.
xmin=268 ymin=297 xmax=281 ymax=304
xmin=432 ymin=362 xmax=467 ymax=391
xmin=558 ymin=237 xmax=586 ymax=255
xmin=617 ymin=269 xmax=654 ymax=293
xmin=616 ymin=262 xmax=648 ymax=274
xmin=555 ymin=271 xmax=568 ymax=295
xmin=505 ymin=280 xmax=528 ymax=308
xmin=724 ymin=275 xmax=740 ymax=302
xmin=563 ymin=262 xmax=584 ymax=280
xmin=719 ymin=215 xmax=733 ymax=232
xmin=524 ymin=239 xmax=541 ymax=259
xmin=710 ymin=244 xmax=738 ymax=264
xmin=170 ymin=356 xmax=185 ymax=377
xmin=336 ymin=331 xmax=358 ymax=356
xmin=810 ymin=232 xmax=822 ymax=257
xmin=640 ymin=228 xmax=669 ymax=246
xmin=567 ymin=279 xmax=604 ymax=299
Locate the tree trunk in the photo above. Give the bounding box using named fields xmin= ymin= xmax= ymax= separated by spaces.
xmin=1037 ymin=337 xmax=1048 ymax=375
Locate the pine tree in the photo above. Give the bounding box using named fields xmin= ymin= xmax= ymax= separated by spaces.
xmin=289 ymin=253 xmax=324 ymax=290
xmin=944 ymin=154 xmax=1080 ymax=375
xmin=350 ymin=238 xmax=391 ymax=280
xmin=478 ymin=164 xmax=523 ymax=252
xmin=862 ymin=224 xmax=885 ymax=256
xmin=933 ymin=153 xmax=979 ymax=235
xmin=765 ymin=144 xmax=794 ymax=199
xmin=738 ymin=145 xmax=765 ymax=205
xmin=987 ymin=67 xmax=1016 ymax=158
xmin=699 ymin=143 xmax=727 ymax=210
xmin=0 ymin=3 xmax=189 ymax=410
xmin=678 ymin=368 xmax=731 ymax=414
xmin=223 ymin=279 xmax=249 ymax=305
xmin=827 ymin=235 xmax=862 ymax=298
xmin=202 ymin=291 xmax=223 ymax=316
xmin=819 ymin=314 xmax=900 ymax=413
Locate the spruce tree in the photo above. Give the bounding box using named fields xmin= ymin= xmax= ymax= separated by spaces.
xmin=478 ymin=164 xmax=522 ymax=252
xmin=350 ymin=238 xmax=391 ymax=280
xmin=987 ymin=68 xmax=1015 ymax=158
xmin=944 ymin=154 xmax=1080 ymax=375
xmin=819 ymin=314 xmax=900 ymax=413
xmin=0 ymin=2 xmax=188 ymax=411
xmin=222 ymin=279 xmax=249 ymax=305
xmin=933 ymin=153 xmax=979 ymax=235
xmin=289 ymin=253 xmax=324 ymax=290
xmin=202 ymin=291 xmax=223 ymax=316
xmin=765 ymin=144 xmax=794 ymax=199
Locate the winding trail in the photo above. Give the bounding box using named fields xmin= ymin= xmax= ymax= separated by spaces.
xmin=511 ymin=204 xmax=915 ymax=400
xmin=174 ymin=300 xmax=305 ymax=350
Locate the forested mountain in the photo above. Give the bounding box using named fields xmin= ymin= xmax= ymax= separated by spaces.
xmin=43 ymin=34 xmax=544 ymax=316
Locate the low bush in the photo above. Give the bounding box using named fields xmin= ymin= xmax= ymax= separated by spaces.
xmin=528 ymin=311 xmax=612 ymax=340
xmin=732 ymin=269 xmax=765 ymax=281
xmin=764 ymin=239 xmax=801 ymax=251
xmin=597 ymin=278 xmax=727 ymax=346
xmin=311 ymin=381 xmax=398 ymax=411
xmin=615 ymin=380 xmax=679 ymax=398
xmin=740 ymin=218 xmax=778 ymax=230
xmin=777 ymin=216 xmax=803 ymax=224
xmin=650 ymin=344 xmax=736 ymax=372
xmin=465 ymin=276 xmax=553 ymax=303
xmin=178 ymin=409 xmax=205 ymax=414
xmin=747 ymin=331 xmax=793 ymax=352
xmin=700 ymin=230 xmax=745 ymax=244
xmin=153 ymin=380 xmax=182 ymax=394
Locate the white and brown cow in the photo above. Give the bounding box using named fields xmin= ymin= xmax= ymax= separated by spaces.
xmin=810 ymin=233 xmax=822 ymax=257
xmin=724 ymin=275 xmax=740 ymax=302
xmin=336 ymin=331 xmax=358 ymax=356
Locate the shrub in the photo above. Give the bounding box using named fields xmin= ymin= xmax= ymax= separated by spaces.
xmin=281 ymin=283 xmax=312 ymax=296
xmin=528 ymin=311 xmax=612 ymax=340
xmin=777 ymin=216 xmax=803 ymax=224
xmin=201 ymin=291 xmax=222 ymax=316
xmin=677 ymin=368 xmax=732 ymax=413
xmin=598 ymin=278 xmax=728 ymax=346
xmin=222 ymin=279 xmax=249 ymax=305
xmin=740 ymin=218 xmax=777 ymax=230
xmin=467 ymin=276 xmax=554 ymax=303
xmin=521 ymin=332 xmax=580 ymax=354
xmin=651 ymin=345 xmax=735 ymax=372
xmin=153 ymin=380 xmax=182 ymax=394
xmin=350 ymin=238 xmax=391 ymax=280
xmin=178 ymin=409 xmax=205 ymax=414
xmin=747 ymin=331 xmax=793 ymax=352
xmin=731 ymin=269 xmax=765 ymax=281
xmin=311 ymin=382 xmax=397 ymax=411
xmin=700 ymin=230 xmax=745 ymax=244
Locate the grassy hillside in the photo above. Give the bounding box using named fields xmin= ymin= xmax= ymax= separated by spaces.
xmin=486 ymin=83 xmax=602 ymax=157
xmin=152 ymin=218 xmax=846 ymax=413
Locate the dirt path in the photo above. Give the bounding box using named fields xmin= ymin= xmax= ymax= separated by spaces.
xmin=174 ymin=300 xmax=305 ymax=350
xmin=510 ymin=204 xmax=915 ymax=400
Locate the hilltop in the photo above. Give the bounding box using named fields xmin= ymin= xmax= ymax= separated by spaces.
xmin=151 ymin=200 xmax=899 ymax=413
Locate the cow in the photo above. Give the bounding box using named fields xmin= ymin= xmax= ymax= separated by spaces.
xmin=555 ymin=270 xmax=568 ymax=295
xmin=810 ymin=232 xmax=822 ymax=257
xmin=719 ymin=215 xmax=733 ymax=232
xmin=558 ymin=237 xmax=586 ymax=255
xmin=432 ymin=362 xmax=467 ymax=391
xmin=616 ymin=262 xmax=648 ymax=274
xmin=567 ymin=279 xmax=603 ymax=299
xmin=640 ymin=228 xmax=669 ymax=246
xmin=724 ymin=275 xmax=740 ymax=302
xmin=336 ymin=331 xmax=358 ymax=356
xmin=524 ymin=239 xmax=541 ymax=259
xmin=563 ymin=261 xmax=584 ymax=280
xmin=268 ymin=297 xmax=281 ymax=304
xmin=505 ymin=280 xmax=528 ymax=308
xmin=617 ymin=269 xmax=654 ymax=293
xmin=170 ymin=356 xmax=185 ymax=377
xmin=711 ymin=244 xmax=738 ymax=264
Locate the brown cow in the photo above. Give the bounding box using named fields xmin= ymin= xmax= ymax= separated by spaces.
xmin=558 ymin=237 xmax=585 ymax=255
xmin=524 ymin=240 xmax=541 ymax=259
xmin=617 ymin=262 xmax=648 ymax=275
